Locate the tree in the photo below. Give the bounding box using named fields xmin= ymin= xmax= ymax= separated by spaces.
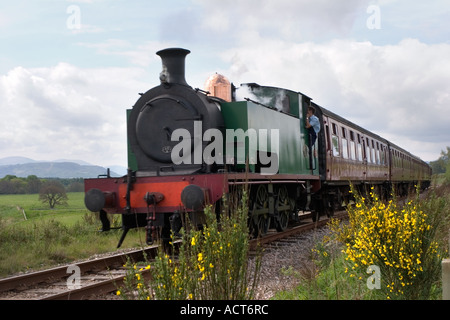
xmin=430 ymin=146 xmax=449 ymax=174
xmin=26 ymin=175 xmax=42 ymax=194
xmin=67 ymin=181 xmax=84 ymax=192
xmin=39 ymin=181 xmax=68 ymax=209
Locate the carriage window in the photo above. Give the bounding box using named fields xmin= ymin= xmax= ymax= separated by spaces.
xmin=349 ymin=131 xmax=356 ymax=160
xmin=331 ymin=123 xmax=340 ymax=157
xmin=341 ymin=128 xmax=348 ymax=159
xmin=342 ymin=138 xmax=348 ymax=159
xmin=332 ymin=123 xmax=338 ymax=135
xmin=371 ymin=140 xmax=376 ymax=164
xmin=366 ymin=138 xmax=372 ymax=163
xmin=357 ymin=134 xmax=363 ymax=161
xmin=332 ymin=135 xmax=340 ymax=157
xmin=375 ymin=142 xmax=380 ymax=164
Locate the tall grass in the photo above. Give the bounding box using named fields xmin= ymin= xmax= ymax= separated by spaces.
xmin=0 ymin=192 xmax=146 ymax=277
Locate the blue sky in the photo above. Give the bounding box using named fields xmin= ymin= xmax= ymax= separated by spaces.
xmin=0 ymin=0 xmax=449 ymax=168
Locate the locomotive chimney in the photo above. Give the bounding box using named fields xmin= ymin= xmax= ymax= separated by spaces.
xmin=156 ymin=48 xmax=190 ymax=86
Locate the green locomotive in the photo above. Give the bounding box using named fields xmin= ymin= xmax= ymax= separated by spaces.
xmin=85 ymin=48 xmax=430 ymax=247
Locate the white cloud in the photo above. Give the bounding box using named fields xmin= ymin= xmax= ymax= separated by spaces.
xmin=194 ymin=0 xmax=373 ymax=41
xmin=220 ymin=37 xmax=450 ymax=161
xmin=77 ymin=39 xmax=176 ymax=67
xmin=0 ymin=63 xmax=152 ymax=167
xmin=1 ymin=0 xmax=448 ymax=167
xmin=2 ymin=37 xmax=445 ymax=167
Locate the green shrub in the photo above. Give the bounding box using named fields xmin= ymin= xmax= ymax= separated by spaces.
xmin=119 ymin=191 xmax=262 ymax=300
xmin=331 ymin=185 xmax=448 ymax=299
xmin=274 ymin=183 xmax=450 ymax=300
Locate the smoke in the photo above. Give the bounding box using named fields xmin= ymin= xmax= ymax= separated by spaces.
xmin=273 ymin=90 xmax=288 ymax=112
xmin=235 ymin=84 xmax=289 ymax=112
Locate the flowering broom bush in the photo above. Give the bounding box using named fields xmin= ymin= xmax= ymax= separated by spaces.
xmin=119 ymin=190 xmax=261 ymax=300
xmin=331 ymin=185 xmax=446 ymax=299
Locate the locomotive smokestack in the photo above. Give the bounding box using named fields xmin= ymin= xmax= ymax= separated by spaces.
xmin=157 ymin=48 xmax=191 ymax=86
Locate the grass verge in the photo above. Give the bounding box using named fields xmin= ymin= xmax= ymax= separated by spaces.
xmin=0 ymin=192 xmax=146 ymax=277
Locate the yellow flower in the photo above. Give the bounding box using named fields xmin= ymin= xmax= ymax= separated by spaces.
xmin=198 ymin=252 xmax=203 ymax=262
xmin=116 ymin=290 xmax=121 ymax=296
xmin=191 ymin=237 xmax=196 ymax=246
xmin=209 ymin=263 xmax=214 ymax=268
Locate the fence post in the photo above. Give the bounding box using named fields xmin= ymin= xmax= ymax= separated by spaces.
xmin=443 ymin=259 xmax=450 ymax=300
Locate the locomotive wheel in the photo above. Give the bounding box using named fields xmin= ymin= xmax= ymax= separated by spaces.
xmin=326 ymin=206 xmax=334 ymax=218
xmin=323 ymin=194 xmax=334 ymax=218
xmin=310 ymin=198 xmax=320 ymax=222
xmin=251 ymin=184 xmax=270 ymax=237
xmin=275 ymin=185 xmax=291 ymax=232
xmin=311 ymin=209 xmax=320 ymax=222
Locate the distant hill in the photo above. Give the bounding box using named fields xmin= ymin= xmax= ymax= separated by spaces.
xmin=0 ymin=158 xmax=121 ymax=179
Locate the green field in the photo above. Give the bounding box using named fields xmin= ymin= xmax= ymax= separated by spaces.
xmin=0 ymin=192 xmax=88 ymax=225
xmin=0 ymin=192 xmax=147 ymax=277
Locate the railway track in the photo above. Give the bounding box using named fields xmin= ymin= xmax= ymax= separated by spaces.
xmin=248 ymin=211 xmax=346 ymax=251
xmin=0 ymin=246 xmax=159 ymax=300
xmin=0 ymin=212 xmax=345 ymax=300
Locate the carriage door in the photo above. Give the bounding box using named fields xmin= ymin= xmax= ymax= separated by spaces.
xmin=362 ymin=137 xmax=368 ymax=181
xmin=325 ymin=123 xmax=332 ymax=180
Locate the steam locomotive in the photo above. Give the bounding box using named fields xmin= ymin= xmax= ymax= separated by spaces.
xmin=84 ymin=48 xmax=431 ymax=247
